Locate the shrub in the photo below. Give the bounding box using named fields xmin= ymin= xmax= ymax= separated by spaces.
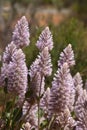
xmin=0 ymin=16 xmax=87 ymax=130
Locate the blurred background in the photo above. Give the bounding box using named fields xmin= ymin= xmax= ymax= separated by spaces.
xmin=0 ymin=0 xmax=87 ymax=83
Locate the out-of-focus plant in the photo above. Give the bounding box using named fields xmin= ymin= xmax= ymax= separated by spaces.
xmin=50 ymin=18 xmax=87 ymax=75
xmin=72 ymin=0 xmax=87 ymax=24
xmin=4 ymin=0 xmax=73 ymax=8
xmin=0 ymin=16 xmax=87 ymax=130
xmin=51 ymin=18 xmax=87 ymax=80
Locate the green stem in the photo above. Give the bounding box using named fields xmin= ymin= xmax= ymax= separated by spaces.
xmin=4 ymin=93 xmax=7 ymax=110
xmin=2 ymin=92 xmax=7 ymax=115
xmin=9 ymin=96 xmax=16 ymax=128
xmin=47 ymin=114 xmax=56 ymax=130
xmin=15 ymin=105 xmax=31 ymax=129
xmin=38 ymin=74 xmax=43 ymax=130
xmin=38 ymin=100 xmax=40 ymax=130
xmin=12 ymin=98 xmax=25 ymax=123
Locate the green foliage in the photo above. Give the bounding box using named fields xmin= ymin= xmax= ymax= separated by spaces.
xmin=51 ymin=18 xmax=87 ymax=71
xmin=36 ymin=0 xmax=64 ymax=8
xmin=1 ymin=100 xmax=22 ymax=129
xmin=40 ymin=119 xmax=48 ymax=130
xmin=23 ymin=27 xmax=42 ymax=68
xmin=4 ymin=0 xmax=70 ymax=8
xmin=72 ymin=0 xmax=87 ymax=23
xmin=51 ymin=18 xmax=87 ymax=80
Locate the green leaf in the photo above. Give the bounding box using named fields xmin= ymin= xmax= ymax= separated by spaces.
xmin=6 ymin=101 xmax=13 ymax=112
xmin=40 ymin=120 xmax=48 ymax=129
xmin=25 ymin=89 xmax=33 ymax=98
xmin=4 ymin=78 xmax=8 ymax=94
xmin=12 ymin=107 xmax=22 ymax=122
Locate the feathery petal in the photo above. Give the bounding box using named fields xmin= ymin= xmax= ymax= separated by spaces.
xmin=30 ymin=72 xmax=45 ymax=98
xmin=1 ymin=43 xmax=28 ymax=104
xmin=36 ymin=27 xmax=53 ymax=51
xmin=58 ymin=44 xmax=75 ymax=67
xmin=3 ymin=42 xmax=17 ymax=64
xmin=0 ymin=63 xmax=9 ymax=87
xmin=40 ymin=87 xmax=50 ymax=116
xmin=12 ymin=16 xmax=30 ymax=48
xmin=24 ymin=122 xmax=31 ymax=130
xmin=84 ymin=80 xmax=87 ymax=92
xmin=75 ymin=125 xmax=84 ymax=130
xmin=29 ymin=47 xmax=52 ymax=102
xmin=7 ymin=49 xmax=28 ymax=102
xmin=38 ymin=47 xmax=52 ymax=76
xmin=73 ymin=72 xmax=83 ymax=97
xmin=29 ymin=58 xmax=40 ymax=79
xmin=29 ymin=47 xmax=52 ymax=78
xmin=75 ymin=90 xmax=87 ymax=129
xmin=55 ymin=107 xmax=76 ymax=129
xmin=23 ymin=101 xmax=38 ymax=129
xmin=49 ymin=63 xmax=72 ymax=114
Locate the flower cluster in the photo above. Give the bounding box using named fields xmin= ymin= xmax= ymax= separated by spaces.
xmin=12 ymin=16 xmax=30 ymax=48
xmin=0 ymin=16 xmax=87 ymax=130
xmin=36 ymin=27 xmax=53 ymax=51
xmin=58 ymin=44 xmax=75 ymax=67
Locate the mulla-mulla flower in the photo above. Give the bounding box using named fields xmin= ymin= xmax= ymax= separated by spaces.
xmin=0 ymin=42 xmax=17 ymax=87
xmin=1 ymin=42 xmax=28 ymax=104
xmin=58 ymin=44 xmax=75 ymax=68
xmin=3 ymin=42 xmax=17 ymax=64
xmin=23 ymin=101 xmax=38 ymax=130
xmin=40 ymin=87 xmax=50 ymax=117
xmin=73 ymin=72 xmax=83 ymax=98
xmin=29 ymin=47 xmax=52 ymax=103
xmin=12 ymin=16 xmax=30 ymax=48
xmin=49 ymin=63 xmax=71 ymax=115
xmin=8 ymin=48 xmax=28 ymax=102
xmin=29 ymin=47 xmax=52 ymax=78
xmin=75 ymin=90 xmax=87 ymax=130
xmin=36 ymin=27 xmax=53 ymax=51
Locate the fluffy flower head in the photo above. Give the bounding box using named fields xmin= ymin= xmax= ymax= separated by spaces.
xmin=12 ymin=16 xmax=30 ymax=48
xmin=36 ymin=27 xmax=53 ymax=51
xmin=49 ymin=63 xmax=72 ymax=114
xmin=58 ymin=44 xmax=75 ymax=67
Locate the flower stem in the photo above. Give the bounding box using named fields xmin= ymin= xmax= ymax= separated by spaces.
xmin=47 ymin=114 xmax=56 ymax=130
xmin=12 ymin=98 xmax=25 ymax=123
xmin=38 ymin=74 xmax=43 ymax=130
xmin=38 ymin=100 xmax=40 ymax=130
